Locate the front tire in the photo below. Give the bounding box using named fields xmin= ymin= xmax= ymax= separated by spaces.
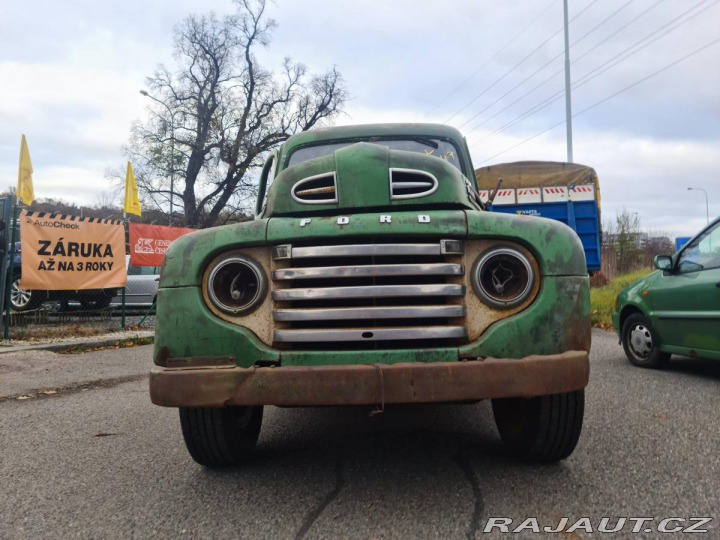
xmin=179 ymin=406 xmax=263 ymax=467
xmin=621 ymin=313 xmax=670 ymax=368
xmin=492 ymin=390 xmax=584 ymax=462
xmin=10 ymin=276 xmax=43 ymax=312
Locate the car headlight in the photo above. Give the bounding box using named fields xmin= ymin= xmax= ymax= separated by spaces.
xmin=206 ymin=255 xmax=267 ymax=315
xmin=471 ymin=247 xmax=535 ymax=309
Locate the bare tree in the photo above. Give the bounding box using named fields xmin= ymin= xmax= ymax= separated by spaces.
xmin=126 ymin=0 xmax=346 ymax=228
xmin=603 ymin=208 xmax=644 ymax=274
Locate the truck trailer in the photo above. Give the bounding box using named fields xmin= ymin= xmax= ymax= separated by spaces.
xmin=475 ymin=161 xmax=602 ymax=273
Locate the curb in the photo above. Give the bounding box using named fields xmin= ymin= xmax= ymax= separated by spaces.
xmin=0 ymin=331 xmax=155 ymax=355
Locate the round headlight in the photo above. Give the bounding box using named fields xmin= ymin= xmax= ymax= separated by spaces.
xmin=206 ymin=256 xmax=266 ymax=315
xmin=472 ymin=247 xmax=535 ymax=309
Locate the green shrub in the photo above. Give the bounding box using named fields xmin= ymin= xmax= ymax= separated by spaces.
xmin=590 ymin=270 xmax=652 ymax=330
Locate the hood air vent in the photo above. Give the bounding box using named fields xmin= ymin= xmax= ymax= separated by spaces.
xmin=291 ymin=172 xmax=338 ymax=204
xmin=390 ymin=168 xmax=439 ymax=200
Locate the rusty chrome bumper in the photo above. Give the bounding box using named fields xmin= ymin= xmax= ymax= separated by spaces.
xmin=149 ymin=350 xmax=589 ymax=408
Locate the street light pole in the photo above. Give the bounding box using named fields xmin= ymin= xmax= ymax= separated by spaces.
xmin=563 ymin=0 xmax=574 ymax=163
xmin=687 ymin=187 xmax=709 ymax=224
xmin=140 ymin=90 xmax=176 ymax=226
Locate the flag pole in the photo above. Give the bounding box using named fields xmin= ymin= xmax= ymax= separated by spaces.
xmin=121 ymin=212 xmax=127 ymax=330
xmin=3 ymin=200 xmax=19 ymax=339
xmin=6 ymin=134 xmax=35 ymax=338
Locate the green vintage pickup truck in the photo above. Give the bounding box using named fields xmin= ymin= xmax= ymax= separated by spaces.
xmin=150 ymin=123 xmax=591 ymax=466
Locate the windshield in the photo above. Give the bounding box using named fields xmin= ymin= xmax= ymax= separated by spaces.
xmin=287 ymin=138 xmax=463 ymax=172
xmin=677 ymin=220 xmax=720 ymax=273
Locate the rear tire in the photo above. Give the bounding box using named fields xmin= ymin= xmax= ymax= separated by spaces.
xmin=492 ymin=390 xmax=584 ymax=462
xmin=179 ymin=406 xmax=263 ymax=467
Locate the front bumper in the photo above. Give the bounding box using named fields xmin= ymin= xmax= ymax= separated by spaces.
xmin=149 ymin=350 xmax=589 ymax=408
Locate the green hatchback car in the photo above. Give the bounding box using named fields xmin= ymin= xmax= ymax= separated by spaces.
xmin=613 ymin=216 xmax=720 ymax=367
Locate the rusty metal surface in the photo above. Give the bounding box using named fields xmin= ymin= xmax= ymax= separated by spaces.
xmin=201 ymin=247 xmax=274 ymax=346
xmin=165 ymin=356 xmax=235 ymax=369
xmin=462 ymin=240 xmax=541 ymax=341
xmin=149 ymin=350 xmax=589 ymax=408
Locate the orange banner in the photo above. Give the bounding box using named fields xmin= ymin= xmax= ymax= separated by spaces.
xmin=129 ymin=223 xmax=194 ymax=267
xmin=20 ymin=211 xmax=127 ymax=290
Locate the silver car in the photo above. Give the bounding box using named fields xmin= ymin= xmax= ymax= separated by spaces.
xmin=112 ymin=259 xmax=160 ymax=307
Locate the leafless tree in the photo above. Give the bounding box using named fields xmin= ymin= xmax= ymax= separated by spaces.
xmin=603 ymin=209 xmax=644 ymax=274
xmin=126 ymin=0 xmax=346 ymax=228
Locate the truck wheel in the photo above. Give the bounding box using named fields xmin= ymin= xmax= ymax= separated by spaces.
xmin=492 ymin=390 xmax=584 ymax=462
xmin=179 ymin=406 xmax=263 ymax=467
xmin=621 ymin=313 xmax=670 ymax=368
xmin=10 ymin=276 xmax=43 ymax=312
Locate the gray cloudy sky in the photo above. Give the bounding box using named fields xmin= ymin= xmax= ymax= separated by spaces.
xmin=1 ymin=0 xmax=718 ymax=237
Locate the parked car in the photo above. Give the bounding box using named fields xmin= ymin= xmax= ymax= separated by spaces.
xmin=612 ymin=216 xmax=720 ymax=367
xmin=8 ymin=242 xmax=117 ymax=312
xmin=111 ymin=258 xmax=160 ymax=307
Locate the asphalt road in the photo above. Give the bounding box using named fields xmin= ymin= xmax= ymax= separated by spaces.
xmin=1 ymin=329 xmax=718 ymax=539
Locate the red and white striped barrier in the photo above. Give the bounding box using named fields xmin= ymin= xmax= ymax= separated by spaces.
xmin=516 ymin=188 xmax=542 ymax=204
xmin=477 ymin=184 xmax=596 ymax=205
xmin=542 ymin=186 xmax=568 ymax=202
xmin=568 ymin=184 xmax=595 ymax=201
xmin=492 ymin=189 xmax=516 ymax=205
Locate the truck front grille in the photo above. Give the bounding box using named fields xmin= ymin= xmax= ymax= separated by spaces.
xmin=271 ymin=239 xmax=467 ymax=349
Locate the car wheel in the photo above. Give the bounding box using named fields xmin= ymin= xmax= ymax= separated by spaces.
xmin=9 ymin=276 xmax=43 ymax=312
xmin=492 ymin=390 xmax=584 ymax=462
xmin=621 ymin=313 xmax=670 ymax=368
xmin=179 ymin=406 xmax=263 ymax=467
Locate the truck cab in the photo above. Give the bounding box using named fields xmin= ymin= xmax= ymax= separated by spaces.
xmin=150 ymin=123 xmax=591 ymax=466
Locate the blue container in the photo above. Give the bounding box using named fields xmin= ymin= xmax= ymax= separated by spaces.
xmin=675 ymin=236 xmax=691 ymax=252
xmin=489 ymin=200 xmax=602 ymax=273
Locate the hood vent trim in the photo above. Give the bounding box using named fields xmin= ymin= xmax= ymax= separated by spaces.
xmin=291 ymin=172 xmax=338 ymax=204
xmin=390 ymin=168 xmax=439 ymax=200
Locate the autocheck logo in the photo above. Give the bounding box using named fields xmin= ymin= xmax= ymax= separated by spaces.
xmin=482 ymin=517 xmax=713 ymax=534
xmin=32 ymin=219 xmax=80 ymax=229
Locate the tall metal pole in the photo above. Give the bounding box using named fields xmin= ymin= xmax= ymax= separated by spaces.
xmin=169 ymin=117 xmax=174 ymax=227
xmin=140 ymin=90 xmax=176 ymax=226
xmin=687 ymin=187 xmax=709 ymax=224
xmin=563 ymin=0 xmax=574 ymax=163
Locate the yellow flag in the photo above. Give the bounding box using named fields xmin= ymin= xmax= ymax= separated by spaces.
xmin=17 ymin=134 xmax=35 ymax=206
xmin=124 ymin=162 xmax=142 ymax=216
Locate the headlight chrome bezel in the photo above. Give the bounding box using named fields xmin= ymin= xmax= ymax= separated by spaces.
xmin=205 ymin=254 xmax=267 ymax=316
xmin=471 ymin=246 xmax=536 ymax=309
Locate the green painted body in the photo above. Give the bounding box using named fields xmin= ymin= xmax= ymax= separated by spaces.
xmin=155 ymin=123 xmax=591 ymax=369
xmin=612 ymin=219 xmax=720 ymax=361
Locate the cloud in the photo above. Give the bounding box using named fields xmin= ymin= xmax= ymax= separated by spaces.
xmin=0 ymin=0 xmax=717 ymax=240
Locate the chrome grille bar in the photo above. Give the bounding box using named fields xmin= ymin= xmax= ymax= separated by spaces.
xmin=271 ymin=239 xmax=467 ymax=347
xmin=292 ymin=244 xmax=440 ymax=258
xmin=272 ymin=284 xmax=463 ymax=301
xmin=273 ymin=263 xmax=463 ymax=280
xmin=272 ymin=239 xmax=464 ymax=260
xmin=274 ymin=326 xmax=467 ymax=343
xmin=274 ymin=305 xmax=465 ymax=322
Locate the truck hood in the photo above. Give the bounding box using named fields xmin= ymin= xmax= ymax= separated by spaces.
xmin=264 ymin=142 xmax=478 ymax=217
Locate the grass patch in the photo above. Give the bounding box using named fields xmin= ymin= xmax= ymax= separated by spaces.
xmin=590 ymin=269 xmax=653 ymax=330
xmin=58 ymin=336 xmax=154 ymax=355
